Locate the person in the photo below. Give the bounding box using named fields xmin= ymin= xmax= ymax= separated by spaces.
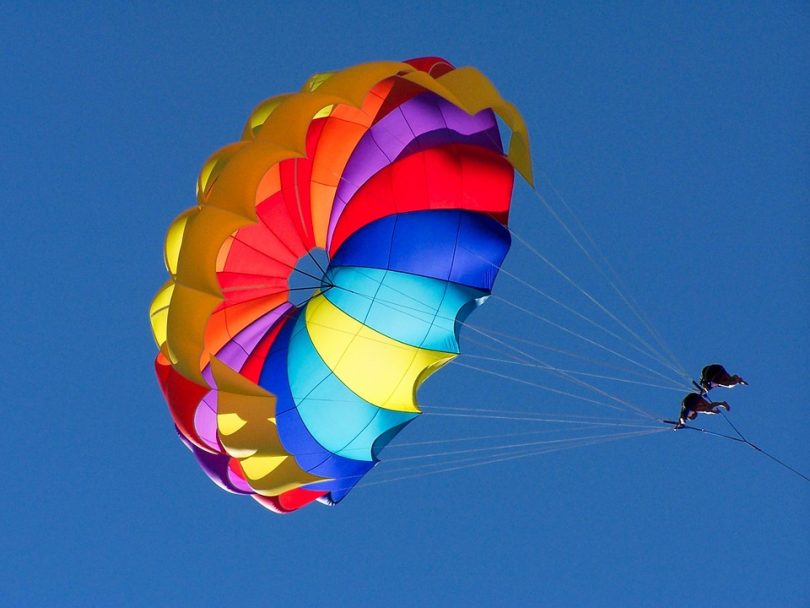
xmin=675 ymin=392 xmax=730 ymax=429
xmin=699 ymin=364 xmax=748 ymax=392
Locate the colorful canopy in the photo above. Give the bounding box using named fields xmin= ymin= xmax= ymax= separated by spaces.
xmin=149 ymin=57 xmax=531 ymax=513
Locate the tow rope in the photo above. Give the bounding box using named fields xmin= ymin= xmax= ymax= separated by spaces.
xmin=660 ymin=415 xmax=810 ymax=483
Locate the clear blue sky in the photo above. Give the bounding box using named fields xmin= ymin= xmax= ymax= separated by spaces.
xmin=3 ymin=3 xmax=808 ymax=607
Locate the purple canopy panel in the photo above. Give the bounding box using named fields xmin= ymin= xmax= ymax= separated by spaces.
xmin=178 ymin=431 xmax=253 ymax=495
xmin=194 ymin=400 xmax=220 ymax=451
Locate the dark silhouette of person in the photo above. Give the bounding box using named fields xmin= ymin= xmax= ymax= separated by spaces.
xmin=675 ymin=392 xmax=729 ymax=428
xmin=699 ymin=364 xmax=748 ymax=392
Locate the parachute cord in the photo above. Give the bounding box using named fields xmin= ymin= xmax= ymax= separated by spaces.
xmin=380 ymin=427 xmax=663 ymax=464
xmin=376 ymin=426 xmax=616 ymax=449
xmin=506 ymin=214 xmax=665 ymax=365
xmin=308 ymin=428 xmax=667 ymax=492
xmin=300 ymin=284 xmax=333 ymax=308
xmin=363 ymin=430 xmax=665 ymax=485
xmin=455 ymin=317 xmax=684 ymax=389
xmin=536 ymin=172 xmax=693 ymax=381
xmin=461 ymin=244 xmax=682 ymax=378
xmin=486 ymin=295 xmax=692 ymax=391
xmin=353 ymin=428 xmax=668 ymax=489
xmin=423 ymin=410 xmax=658 ymax=427
xmin=662 ymin=416 xmax=810 ymax=484
xmin=496 ymin=227 xmax=684 ymax=379
xmin=463 ymin=323 xmax=687 ymax=387
xmin=287 ymin=258 xmax=327 ymax=285
xmin=426 ymin=404 xmax=651 ymax=422
xmin=458 ymin=324 xmax=660 ymax=420
xmin=448 ymin=361 xmax=625 ymax=412
xmin=459 ymin=354 xmax=687 ymax=392
xmin=302 ymin=423 xmax=637 ymax=459
xmin=453 ymin=356 xmax=656 ymax=422
xmin=525 ymin=182 xmax=693 ymax=384
xmin=304 ymin=248 xmax=328 ymax=280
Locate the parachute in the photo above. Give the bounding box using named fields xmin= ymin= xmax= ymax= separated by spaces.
xmin=149 ymin=57 xmax=531 ymax=513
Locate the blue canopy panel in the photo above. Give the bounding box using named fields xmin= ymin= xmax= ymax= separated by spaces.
xmin=323 ymin=266 xmax=487 ymax=354
xmin=328 ymin=209 xmax=511 ymax=291
xmin=258 ymin=311 xmax=384 ymax=502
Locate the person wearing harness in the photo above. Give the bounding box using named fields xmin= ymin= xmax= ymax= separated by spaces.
xmin=675 ymin=392 xmax=730 ymax=429
xmin=698 ymin=364 xmax=748 ymax=393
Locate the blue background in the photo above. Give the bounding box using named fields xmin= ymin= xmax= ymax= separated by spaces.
xmin=2 ymin=3 xmax=807 ymax=607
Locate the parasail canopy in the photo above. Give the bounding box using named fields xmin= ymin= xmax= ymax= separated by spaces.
xmin=149 ymin=56 xmax=531 ymax=513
